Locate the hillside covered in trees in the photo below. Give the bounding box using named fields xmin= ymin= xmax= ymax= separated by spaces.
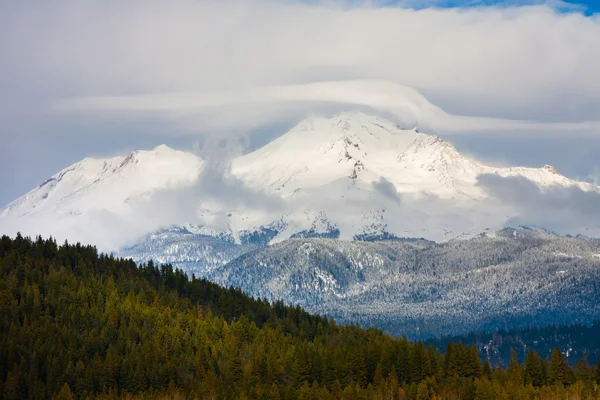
xmin=1 ymin=234 xmax=600 ymax=399
xmin=428 ymin=321 xmax=600 ymax=368
xmin=206 ymin=229 xmax=600 ymax=338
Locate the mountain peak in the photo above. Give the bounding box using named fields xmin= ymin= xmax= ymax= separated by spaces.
xmin=0 ymin=145 xmax=204 ymax=235
xmin=152 ymin=144 xmax=175 ymax=153
xmin=297 ymin=112 xmax=414 ymax=136
xmin=543 ymin=164 xmax=559 ymax=175
xmin=231 ymin=112 xmax=430 ymax=195
xmin=3 ymin=111 xmax=599 ymax=250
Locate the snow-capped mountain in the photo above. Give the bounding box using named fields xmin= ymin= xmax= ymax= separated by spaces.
xmin=0 ymin=145 xmax=204 ymax=249
xmin=2 ymin=144 xmax=203 ymax=219
xmin=1 ymin=111 xmax=599 ymax=258
xmin=232 ymin=112 xmax=590 ymax=199
xmin=3 ymin=110 xmax=600 ymax=337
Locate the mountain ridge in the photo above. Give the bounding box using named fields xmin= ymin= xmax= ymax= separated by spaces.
xmin=1 ymin=112 xmax=598 ymax=252
xmin=207 ymin=228 xmax=600 ymax=338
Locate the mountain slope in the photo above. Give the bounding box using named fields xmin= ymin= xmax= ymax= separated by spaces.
xmin=0 ymin=145 xmax=204 ymax=248
xmin=4 ymin=234 xmax=593 ymax=399
xmin=118 ymin=225 xmax=261 ymax=275
xmin=208 ymin=229 xmax=600 ymax=338
xmin=1 ymin=112 xmax=599 ymax=253
xmin=231 ymin=112 xmax=592 ymax=200
xmin=2 ymin=145 xmax=203 ymax=219
xmin=427 ymin=321 xmax=600 ymax=367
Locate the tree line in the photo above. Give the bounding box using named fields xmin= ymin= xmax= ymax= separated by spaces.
xmin=1 ymin=234 xmax=599 ymax=399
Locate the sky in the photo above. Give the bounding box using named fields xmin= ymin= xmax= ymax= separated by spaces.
xmin=1 ymin=0 xmax=600 ymax=207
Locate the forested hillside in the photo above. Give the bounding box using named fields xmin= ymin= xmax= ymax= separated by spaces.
xmin=1 ymin=234 xmax=600 ymax=399
xmin=208 ymin=229 xmax=600 ymax=337
xmin=428 ymin=321 xmax=600 ymax=367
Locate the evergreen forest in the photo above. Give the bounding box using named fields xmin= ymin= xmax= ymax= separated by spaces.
xmin=1 ymin=234 xmax=599 ymax=399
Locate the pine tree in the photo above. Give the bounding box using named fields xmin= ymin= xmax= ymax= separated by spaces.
xmin=55 ymin=383 xmax=74 ymax=400
xmin=396 ymin=340 xmax=410 ymax=384
xmin=373 ymin=362 xmax=384 ymax=387
xmin=539 ymin=357 xmax=548 ymax=385
xmin=292 ymin=348 xmax=311 ymax=387
xmin=466 ymin=345 xmax=481 ymax=378
xmin=443 ymin=343 xmax=456 ymax=378
xmin=482 ymin=360 xmax=492 ymax=380
xmin=548 ymin=348 xmax=572 ymax=386
xmin=331 ymin=380 xmax=343 ymax=398
xmin=227 ymin=352 xmax=244 ymax=386
xmin=416 ymin=381 xmax=430 ymax=400
xmin=386 ymin=366 xmax=402 ymax=400
xmin=410 ymin=342 xmax=430 ymax=383
xmin=348 ymin=346 xmax=367 ymax=386
xmin=524 ymin=350 xmax=544 ymax=387
xmin=3 ymin=368 xmax=22 ymax=400
xmin=297 ymin=381 xmax=311 ymax=400
xmin=506 ymin=348 xmax=524 ymax=385
xmin=74 ymin=360 xmax=90 ymax=395
xmin=427 ymin=345 xmax=441 ymax=378
xmin=573 ymin=352 xmax=594 ymax=382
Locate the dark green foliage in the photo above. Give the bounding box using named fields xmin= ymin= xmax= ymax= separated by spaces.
xmin=0 ymin=234 xmax=597 ymax=399
xmin=430 ymin=321 xmax=600 ymax=366
xmin=548 ymin=348 xmax=573 ymax=386
xmin=507 ymin=348 xmax=524 ymax=385
xmin=574 ymin=352 xmax=596 ymax=382
xmin=482 ymin=360 xmax=492 ymax=380
xmin=524 ymin=350 xmax=545 ymax=387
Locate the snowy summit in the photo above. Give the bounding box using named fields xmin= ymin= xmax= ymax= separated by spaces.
xmin=0 ymin=112 xmax=598 ymax=250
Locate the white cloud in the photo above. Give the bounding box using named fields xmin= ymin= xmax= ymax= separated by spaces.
xmin=476 ymin=174 xmax=600 ymax=235
xmin=3 ymin=0 xmax=600 ymax=132
xmin=56 ymin=79 xmax=600 ymax=134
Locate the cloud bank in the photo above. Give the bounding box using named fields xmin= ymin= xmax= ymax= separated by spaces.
xmin=477 ymin=174 xmax=600 ymax=234
xmin=3 ymin=0 xmax=600 ymax=133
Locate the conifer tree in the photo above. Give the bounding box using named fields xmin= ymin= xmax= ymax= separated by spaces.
xmin=442 ymin=343 xmax=456 ymax=378
xmin=548 ymin=349 xmax=572 ymax=386
xmin=386 ymin=366 xmax=402 ymax=400
xmin=55 ymin=383 xmax=74 ymax=400
xmin=292 ymin=348 xmax=311 ymax=387
xmin=410 ymin=342 xmax=430 ymax=383
xmin=396 ymin=340 xmax=410 ymax=384
xmin=507 ymin=348 xmax=524 ymax=385
xmin=373 ymin=363 xmax=384 ymax=387
xmin=574 ymin=352 xmax=595 ymax=382
xmin=524 ymin=350 xmax=544 ymax=387
xmin=416 ymin=381 xmax=430 ymax=400
xmin=3 ymin=368 xmax=22 ymax=400
xmin=466 ymin=345 xmax=481 ymax=378
xmin=475 ymin=378 xmax=495 ymax=400
xmin=482 ymin=360 xmax=492 ymax=380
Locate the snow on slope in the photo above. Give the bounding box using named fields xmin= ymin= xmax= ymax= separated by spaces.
xmin=0 ymin=145 xmax=204 ymax=248
xmin=1 ymin=112 xmax=599 ymax=252
xmin=208 ymin=229 xmax=600 ymax=337
xmin=226 ymin=111 xmax=599 ymax=243
xmin=2 ymin=145 xmax=202 ymax=219
xmin=231 ymin=112 xmax=593 ymax=200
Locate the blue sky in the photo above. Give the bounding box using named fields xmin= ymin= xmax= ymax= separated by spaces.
xmin=382 ymin=0 xmax=600 ymax=14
